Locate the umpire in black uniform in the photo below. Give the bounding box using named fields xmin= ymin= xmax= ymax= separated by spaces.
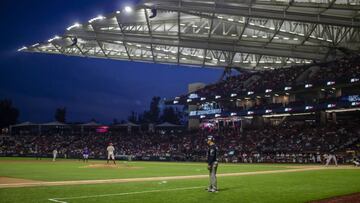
xmin=207 ymin=136 xmax=218 ymax=193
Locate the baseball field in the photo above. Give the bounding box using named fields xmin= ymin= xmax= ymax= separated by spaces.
xmin=0 ymin=158 xmax=360 ymax=203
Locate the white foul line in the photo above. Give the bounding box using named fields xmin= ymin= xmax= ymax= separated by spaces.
xmin=48 ymin=186 xmax=204 ymax=203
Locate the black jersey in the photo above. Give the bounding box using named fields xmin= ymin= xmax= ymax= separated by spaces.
xmin=207 ymin=144 xmax=218 ymax=165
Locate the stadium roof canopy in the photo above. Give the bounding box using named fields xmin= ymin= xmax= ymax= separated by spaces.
xmin=20 ymin=0 xmax=360 ymax=70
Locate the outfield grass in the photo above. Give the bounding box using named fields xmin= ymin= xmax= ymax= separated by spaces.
xmin=0 ymin=158 xmax=288 ymax=181
xmin=0 ymin=158 xmax=360 ymax=203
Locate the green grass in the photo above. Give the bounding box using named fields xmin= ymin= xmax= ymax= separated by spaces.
xmin=0 ymin=158 xmax=360 ymax=203
xmin=0 ymin=158 xmax=288 ymax=181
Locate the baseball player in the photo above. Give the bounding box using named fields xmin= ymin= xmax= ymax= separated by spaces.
xmin=353 ymin=153 xmax=360 ymax=167
xmin=107 ymin=143 xmax=116 ymax=164
xmin=52 ymin=149 xmax=58 ymax=162
xmin=206 ymin=136 xmax=218 ymax=193
xmin=325 ymin=148 xmax=338 ymax=166
xmin=83 ymin=147 xmax=90 ymax=162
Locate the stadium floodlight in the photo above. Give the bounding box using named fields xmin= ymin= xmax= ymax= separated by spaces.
xmin=231 ymin=93 xmax=237 ymax=97
xmin=305 ymin=84 xmax=313 ymax=88
xmin=17 ymin=46 xmax=27 ymax=52
xmin=173 ymin=101 xmax=179 ymax=104
xmin=247 ymin=91 xmax=254 ymax=95
xmin=265 ymin=89 xmax=272 ymax=93
xmin=215 ymin=95 xmax=221 ymax=99
xmin=88 ymin=15 xmax=105 ymax=23
xmin=200 ymin=97 xmax=206 ymax=101
xmin=67 ymin=23 xmax=81 ymax=31
xmin=124 ymin=6 xmax=133 ymax=13
xmin=48 ymin=35 xmax=61 ymax=42
xmin=31 ymin=43 xmax=40 ymax=47
xmin=327 ymin=81 xmax=335 ymax=86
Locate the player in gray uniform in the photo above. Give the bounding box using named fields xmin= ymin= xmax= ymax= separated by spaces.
xmin=206 ymin=136 xmax=218 ymax=193
xmin=325 ymin=148 xmax=338 ymax=166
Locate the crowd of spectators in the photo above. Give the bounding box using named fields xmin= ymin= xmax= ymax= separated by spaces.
xmin=184 ymin=56 xmax=360 ymax=99
xmin=1 ymin=119 xmax=359 ymax=164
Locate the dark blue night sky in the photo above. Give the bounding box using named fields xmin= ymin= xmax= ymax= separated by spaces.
xmin=0 ymin=0 xmax=223 ymax=123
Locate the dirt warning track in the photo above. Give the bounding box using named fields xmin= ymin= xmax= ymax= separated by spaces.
xmin=1 ymin=166 xmax=353 ymax=189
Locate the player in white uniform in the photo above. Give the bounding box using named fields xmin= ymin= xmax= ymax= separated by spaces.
xmin=107 ymin=143 xmax=116 ymax=164
xmin=52 ymin=149 xmax=58 ymax=162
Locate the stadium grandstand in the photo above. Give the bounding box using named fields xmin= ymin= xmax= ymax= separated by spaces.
xmin=7 ymin=0 xmax=360 ymax=164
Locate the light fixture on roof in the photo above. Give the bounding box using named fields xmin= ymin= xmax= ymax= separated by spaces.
xmin=88 ymin=15 xmax=105 ymax=23
xmin=67 ymin=23 xmax=81 ymax=31
xmin=48 ymin=35 xmax=61 ymax=42
xmin=124 ymin=6 xmax=133 ymax=13
xmin=17 ymin=46 xmax=27 ymax=52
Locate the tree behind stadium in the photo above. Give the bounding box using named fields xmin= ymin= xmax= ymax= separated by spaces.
xmin=0 ymin=99 xmax=19 ymax=128
xmin=54 ymin=107 xmax=66 ymax=123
